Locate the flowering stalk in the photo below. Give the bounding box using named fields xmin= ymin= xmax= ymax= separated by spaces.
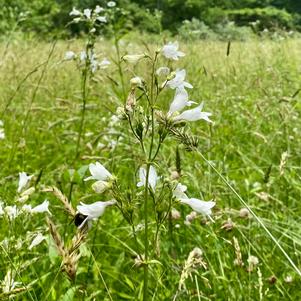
xmin=75 ymin=35 xmax=93 ymax=159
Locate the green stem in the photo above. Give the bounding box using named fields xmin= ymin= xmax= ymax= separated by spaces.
xmin=75 ymin=59 xmax=88 ymax=159
xmin=143 ymin=53 xmax=158 ymax=301
xmin=114 ymin=32 xmax=126 ymax=102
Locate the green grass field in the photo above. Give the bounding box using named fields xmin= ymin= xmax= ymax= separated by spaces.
xmin=1 ymin=36 xmax=301 ymax=300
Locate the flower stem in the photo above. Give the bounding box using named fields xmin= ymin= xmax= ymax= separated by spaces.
xmin=75 ymin=53 xmax=89 ymax=159
xmin=143 ymin=53 xmax=158 ymax=301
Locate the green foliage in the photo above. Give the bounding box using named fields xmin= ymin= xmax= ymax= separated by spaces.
xmin=1 ymin=37 xmax=301 ymax=300
xmin=226 ymin=7 xmax=295 ymax=30
xmin=0 ymin=0 xmax=300 ymax=39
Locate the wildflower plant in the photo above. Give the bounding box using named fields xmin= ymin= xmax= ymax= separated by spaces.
xmin=62 ymin=24 xmax=214 ymax=299
xmin=66 ymin=4 xmax=113 ymax=158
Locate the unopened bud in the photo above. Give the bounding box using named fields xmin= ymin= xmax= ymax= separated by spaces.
xmin=92 ymin=180 xmax=111 ymax=193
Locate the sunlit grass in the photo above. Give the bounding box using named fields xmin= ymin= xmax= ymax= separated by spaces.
xmin=1 ymin=36 xmax=301 ymax=300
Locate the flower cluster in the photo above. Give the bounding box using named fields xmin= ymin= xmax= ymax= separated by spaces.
xmin=69 ymin=2 xmax=115 ymax=24
xmin=65 ymin=50 xmax=110 ymax=74
xmin=160 ymin=42 xmax=212 ymax=124
xmin=75 ymin=162 xmax=117 ymax=228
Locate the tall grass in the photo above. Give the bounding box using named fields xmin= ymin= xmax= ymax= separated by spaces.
xmin=1 ymin=36 xmax=301 ymax=300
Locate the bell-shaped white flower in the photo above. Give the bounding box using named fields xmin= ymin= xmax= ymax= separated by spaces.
xmin=162 ymin=41 xmax=185 ymax=60
xmin=31 ymin=200 xmax=51 ymax=214
xmin=173 ymin=183 xmax=188 ymax=199
xmin=65 ymin=51 xmax=76 ymax=60
xmin=17 ymin=172 xmax=33 ymax=193
xmin=95 ymin=5 xmax=104 ymax=14
xmin=166 ymin=69 xmax=193 ymax=91
xmin=77 ymin=200 xmax=116 ymax=226
xmin=70 ymin=7 xmax=81 ymax=16
xmin=84 ymin=162 xmax=112 ymax=181
xmin=97 ymin=16 xmax=107 ymax=23
xmin=28 ymin=233 xmax=46 ymax=250
xmin=137 ymin=165 xmax=158 ymax=191
xmin=83 ymin=8 xmax=92 ymax=19
xmin=168 ymin=89 xmax=196 ymax=115
xmin=173 ymin=102 xmax=212 ymax=123
xmin=179 ymin=198 xmax=215 ymax=216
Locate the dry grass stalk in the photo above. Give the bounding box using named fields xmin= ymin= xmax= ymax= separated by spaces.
xmin=279 ymin=151 xmax=288 ymax=176
xmin=178 ymin=247 xmax=207 ymax=292
xmin=47 ymin=217 xmax=87 ymax=281
xmin=233 ymin=236 xmax=243 ymax=267
xmin=42 ymin=186 xmax=76 ymax=217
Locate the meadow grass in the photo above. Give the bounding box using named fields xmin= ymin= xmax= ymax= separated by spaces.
xmin=1 ymin=36 xmax=301 ymax=300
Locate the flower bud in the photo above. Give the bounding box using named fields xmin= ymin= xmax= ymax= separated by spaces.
xmin=171 ymin=208 xmax=181 ymax=220
xmin=125 ymin=89 xmax=136 ymax=113
xmin=92 ymin=180 xmax=111 ymax=194
xmin=130 ymin=76 xmax=143 ymax=87
xmin=122 ymin=54 xmax=145 ymax=65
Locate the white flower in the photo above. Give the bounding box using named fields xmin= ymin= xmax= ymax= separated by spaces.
xmin=17 ymin=172 xmax=33 ymax=193
xmin=97 ymin=16 xmax=107 ymax=23
xmin=92 ymin=180 xmax=111 ymax=194
xmin=173 ymin=102 xmax=212 ymax=123
xmin=95 ymin=5 xmax=104 ymax=14
xmin=70 ymin=7 xmax=81 ymax=16
xmin=64 ymin=51 xmax=76 ymax=60
xmin=28 ymin=233 xmax=46 ymax=250
xmin=137 ymin=165 xmax=158 ymax=191
xmin=173 ymin=183 xmax=188 ymax=199
xmin=168 ymin=89 xmax=196 ymax=115
xmin=30 ymin=200 xmax=51 ymax=214
xmin=4 ymin=205 xmax=18 ymax=219
xmin=99 ymin=58 xmax=110 ymax=69
xmin=122 ymin=54 xmax=145 ymax=64
xmin=83 ymin=8 xmax=92 ymax=19
xmin=162 ymin=41 xmax=185 ymax=60
xmin=77 ymin=200 xmax=116 ymax=226
xmin=166 ymin=69 xmax=193 ymax=91
xmin=179 ymin=198 xmax=215 ymax=216
xmin=84 ymin=162 xmax=112 ymax=181
xmin=107 ymin=1 xmax=116 ymax=8
xmin=156 ymin=66 xmax=170 ymax=76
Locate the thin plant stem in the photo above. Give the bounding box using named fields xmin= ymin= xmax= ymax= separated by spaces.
xmin=114 ymin=32 xmax=126 ymax=102
xmin=75 ymin=60 xmax=88 ymax=159
xmin=143 ymin=53 xmax=158 ymax=301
